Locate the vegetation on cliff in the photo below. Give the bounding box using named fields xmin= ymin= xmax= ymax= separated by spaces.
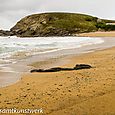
xmin=10 ymin=13 xmax=100 ymax=37
xmin=1 ymin=12 xmax=115 ymax=37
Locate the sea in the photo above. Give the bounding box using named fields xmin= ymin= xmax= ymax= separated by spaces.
xmin=0 ymin=36 xmax=104 ymax=65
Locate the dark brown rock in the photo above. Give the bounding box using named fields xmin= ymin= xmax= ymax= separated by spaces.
xmin=74 ymin=64 xmax=92 ymax=70
xmin=30 ymin=64 xmax=92 ymax=73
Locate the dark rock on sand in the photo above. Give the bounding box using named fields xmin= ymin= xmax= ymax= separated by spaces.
xmin=30 ymin=67 xmax=74 ymax=73
xmin=74 ymin=64 xmax=92 ymax=70
xmin=30 ymin=64 xmax=92 ymax=73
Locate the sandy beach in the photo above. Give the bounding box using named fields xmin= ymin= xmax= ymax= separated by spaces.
xmin=1 ymin=0 xmax=115 ymax=114
xmin=0 ymin=43 xmax=115 ymax=114
xmin=79 ymin=31 xmax=115 ymax=37
xmin=1 ymin=37 xmax=115 ymax=88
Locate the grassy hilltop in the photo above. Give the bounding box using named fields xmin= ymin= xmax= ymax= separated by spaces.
xmin=10 ymin=12 xmax=115 ymax=37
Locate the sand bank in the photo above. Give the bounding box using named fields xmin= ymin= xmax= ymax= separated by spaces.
xmin=0 ymin=46 xmax=115 ymax=114
xmin=79 ymin=31 xmax=115 ymax=37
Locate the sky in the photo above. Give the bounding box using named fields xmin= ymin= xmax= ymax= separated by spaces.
xmin=0 ymin=0 xmax=115 ymax=30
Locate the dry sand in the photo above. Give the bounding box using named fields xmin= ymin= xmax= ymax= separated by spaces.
xmin=79 ymin=31 xmax=115 ymax=37
xmin=0 ymin=46 xmax=115 ymax=115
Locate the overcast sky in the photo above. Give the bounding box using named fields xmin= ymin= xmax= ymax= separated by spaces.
xmin=0 ymin=0 xmax=115 ymax=30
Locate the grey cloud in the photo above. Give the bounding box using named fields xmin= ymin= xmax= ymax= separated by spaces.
xmin=0 ymin=0 xmax=43 ymax=12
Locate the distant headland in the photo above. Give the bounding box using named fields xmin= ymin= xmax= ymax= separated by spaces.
xmin=1 ymin=12 xmax=115 ymax=37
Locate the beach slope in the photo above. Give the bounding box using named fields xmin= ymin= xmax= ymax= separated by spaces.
xmin=0 ymin=47 xmax=115 ymax=115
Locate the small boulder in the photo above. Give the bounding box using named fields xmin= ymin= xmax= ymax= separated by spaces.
xmin=30 ymin=69 xmax=44 ymax=73
xmin=74 ymin=64 xmax=92 ymax=70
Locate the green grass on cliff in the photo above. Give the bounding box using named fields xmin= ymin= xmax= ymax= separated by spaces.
xmin=44 ymin=13 xmax=97 ymax=30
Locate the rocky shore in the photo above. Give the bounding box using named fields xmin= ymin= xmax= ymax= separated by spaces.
xmin=0 ymin=30 xmax=14 ymax=36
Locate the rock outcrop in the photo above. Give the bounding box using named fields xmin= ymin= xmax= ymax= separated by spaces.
xmin=0 ymin=30 xmax=14 ymax=36
xmin=30 ymin=64 xmax=92 ymax=73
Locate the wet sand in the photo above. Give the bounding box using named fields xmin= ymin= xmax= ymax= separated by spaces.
xmin=0 ymin=45 xmax=115 ymax=114
xmin=1 ymin=37 xmax=115 ymax=87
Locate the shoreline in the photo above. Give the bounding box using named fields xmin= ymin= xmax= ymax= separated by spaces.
xmin=0 ymin=46 xmax=115 ymax=114
xmin=1 ymin=37 xmax=115 ymax=87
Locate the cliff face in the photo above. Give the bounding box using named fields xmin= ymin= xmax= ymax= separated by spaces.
xmin=10 ymin=13 xmax=99 ymax=37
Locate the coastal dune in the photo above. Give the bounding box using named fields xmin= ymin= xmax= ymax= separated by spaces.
xmin=0 ymin=46 xmax=115 ymax=115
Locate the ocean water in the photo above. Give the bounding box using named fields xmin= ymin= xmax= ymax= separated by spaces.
xmin=0 ymin=36 xmax=104 ymax=65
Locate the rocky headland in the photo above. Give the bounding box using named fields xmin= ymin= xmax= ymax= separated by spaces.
xmin=1 ymin=12 xmax=115 ymax=37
